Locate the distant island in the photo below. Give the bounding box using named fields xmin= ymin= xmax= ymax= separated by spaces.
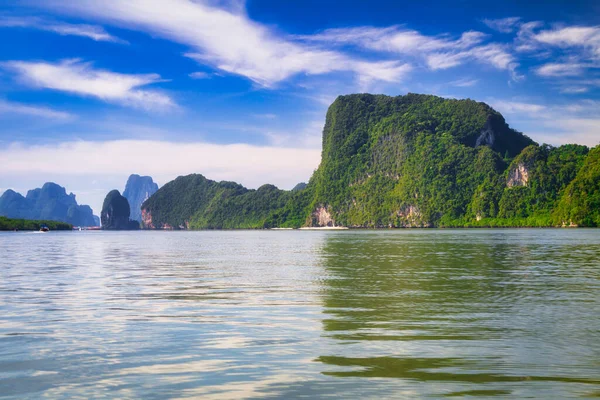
xmin=140 ymin=93 xmax=600 ymax=229
xmin=0 ymin=182 xmax=98 ymax=227
xmin=0 ymin=216 xmax=72 ymax=231
xmin=101 ymin=190 xmax=141 ymax=230
xmin=2 ymin=93 xmax=598 ymax=231
xmin=123 ymin=174 xmax=159 ymax=223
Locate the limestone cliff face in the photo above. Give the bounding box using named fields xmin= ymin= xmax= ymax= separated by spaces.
xmin=130 ymin=93 xmax=598 ymax=229
xmin=0 ymin=183 xmax=96 ymax=226
xmin=395 ymin=205 xmax=430 ymax=227
xmin=475 ymin=118 xmax=495 ymax=148
xmin=141 ymin=209 xmax=155 ymax=229
xmin=311 ymin=206 xmax=336 ymax=227
xmin=141 ymin=208 xmax=180 ymax=230
xmin=123 ymin=174 xmax=159 ymax=223
xmin=507 ymin=163 xmax=530 ymax=187
xmin=101 ymin=190 xmax=140 ymax=230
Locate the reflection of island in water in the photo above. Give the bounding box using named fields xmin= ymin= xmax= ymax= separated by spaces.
xmin=316 ymin=231 xmax=600 ymax=396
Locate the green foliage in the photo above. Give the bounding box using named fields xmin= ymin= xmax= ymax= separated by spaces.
xmin=302 ymin=93 xmax=537 ymax=227
xmin=189 ymin=184 xmax=291 ymax=229
xmin=0 ymin=216 xmax=72 ymax=231
xmin=497 ymin=144 xmax=589 ymax=219
xmin=142 ymin=174 xmax=293 ymax=229
xmin=141 ymin=93 xmax=599 ymax=229
xmin=553 ymin=146 xmax=600 ymax=226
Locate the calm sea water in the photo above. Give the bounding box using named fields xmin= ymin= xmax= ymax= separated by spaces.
xmin=1 ymin=229 xmax=599 ymax=399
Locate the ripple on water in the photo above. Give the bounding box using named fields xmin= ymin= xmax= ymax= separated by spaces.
xmin=0 ymin=229 xmax=599 ymax=399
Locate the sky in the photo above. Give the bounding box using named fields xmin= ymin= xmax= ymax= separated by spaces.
xmin=0 ymin=0 xmax=599 ymax=216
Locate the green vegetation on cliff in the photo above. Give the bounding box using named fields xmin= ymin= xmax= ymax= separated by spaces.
xmin=101 ymin=190 xmax=140 ymax=230
xmin=141 ymin=175 xmax=291 ymax=229
xmin=0 ymin=216 xmax=72 ymax=231
xmin=553 ymin=146 xmax=600 ymax=226
xmin=141 ymin=93 xmax=600 ymax=229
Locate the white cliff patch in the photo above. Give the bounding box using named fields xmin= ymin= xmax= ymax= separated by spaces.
xmin=476 ymin=120 xmax=495 ymax=147
xmin=311 ymin=205 xmax=336 ymax=227
xmin=507 ymin=163 xmax=529 ymax=187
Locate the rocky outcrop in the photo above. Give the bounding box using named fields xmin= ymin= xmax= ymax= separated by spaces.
xmin=395 ymin=205 xmax=430 ymax=227
xmin=123 ymin=174 xmax=159 ymax=223
xmin=141 ymin=209 xmax=155 ymax=229
xmin=311 ymin=205 xmax=336 ymax=227
xmin=476 ymin=119 xmax=495 ymax=147
xmin=0 ymin=183 xmax=96 ymax=226
xmin=101 ymin=190 xmax=140 ymax=230
xmin=507 ymin=163 xmax=529 ymax=187
xmin=141 ymin=208 xmax=181 ymax=230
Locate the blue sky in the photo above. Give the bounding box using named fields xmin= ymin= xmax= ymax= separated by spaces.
xmin=0 ymin=0 xmax=599 ymax=215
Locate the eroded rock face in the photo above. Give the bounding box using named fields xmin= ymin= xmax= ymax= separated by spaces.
xmin=395 ymin=205 xmax=430 ymax=227
xmin=311 ymin=205 xmax=335 ymax=227
xmin=101 ymin=190 xmax=139 ymax=230
xmin=507 ymin=163 xmax=529 ymax=187
xmin=123 ymin=174 xmax=159 ymax=223
xmin=141 ymin=208 xmax=185 ymax=230
xmin=141 ymin=208 xmax=155 ymax=229
xmin=476 ymin=120 xmax=495 ymax=148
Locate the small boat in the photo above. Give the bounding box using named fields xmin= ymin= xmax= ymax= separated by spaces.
xmin=39 ymin=224 xmax=50 ymax=232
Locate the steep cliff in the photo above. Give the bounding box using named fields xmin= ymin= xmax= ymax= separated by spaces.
xmin=0 ymin=183 xmax=97 ymax=226
xmin=141 ymin=93 xmax=600 ymax=229
xmin=123 ymin=174 xmax=159 ymax=223
xmin=141 ymin=175 xmax=290 ymax=229
xmin=553 ymin=146 xmax=600 ymax=227
xmin=101 ymin=190 xmax=140 ymax=230
xmin=280 ymin=93 xmax=537 ymax=227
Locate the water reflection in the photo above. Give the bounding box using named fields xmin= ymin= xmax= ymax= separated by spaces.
xmin=317 ymin=230 xmax=600 ymax=397
xmin=0 ymin=230 xmax=599 ymax=399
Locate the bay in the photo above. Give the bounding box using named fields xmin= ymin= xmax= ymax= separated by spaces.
xmin=1 ymin=229 xmax=599 ymax=399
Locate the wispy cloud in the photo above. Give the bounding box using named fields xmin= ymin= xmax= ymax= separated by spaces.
xmin=489 ymin=98 xmax=600 ymax=146
xmin=447 ymin=78 xmax=479 ymax=87
xmin=490 ymin=100 xmax=547 ymax=114
xmin=302 ymin=27 xmax=485 ymax=53
xmin=188 ymin=71 xmax=212 ymax=79
xmin=560 ymin=86 xmax=589 ymax=94
xmin=2 ymin=59 xmax=176 ymax=111
xmin=482 ymin=17 xmax=521 ymax=33
xmin=33 ymin=0 xmax=411 ymax=87
xmin=302 ymin=25 xmax=518 ymax=77
xmin=0 ymin=15 xmax=125 ymax=43
xmin=0 ymin=99 xmax=73 ymax=120
xmin=535 ymin=62 xmax=587 ymax=77
xmin=533 ymin=26 xmax=600 ymax=58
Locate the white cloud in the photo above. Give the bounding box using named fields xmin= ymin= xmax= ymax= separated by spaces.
xmin=447 ymin=78 xmax=479 ymax=87
xmin=490 ymin=100 xmax=547 ymax=114
xmin=482 ymin=17 xmax=522 ymax=33
xmin=0 ymin=139 xmax=322 ymax=214
xmin=560 ymin=86 xmax=589 ymax=94
xmin=0 ymin=99 xmax=73 ymax=119
xmin=535 ymin=62 xmax=586 ymax=77
xmin=304 ymin=27 xmax=486 ymax=53
xmin=489 ymin=98 xmax=600 ymax=147
xmin=189 ymin=71 xmax=211 ymax=79
xmin=32 ymin=0 xmax=411 ymax=87
xmin=533 ymin=26 xmax=600 ymax=57
xmin=3 ymin=59 xmax=175 ymax=110
xmin=303 ymin=25 xmax=518 ymax=76
xmin=0 ymin=15 xmax=124 ymax=43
